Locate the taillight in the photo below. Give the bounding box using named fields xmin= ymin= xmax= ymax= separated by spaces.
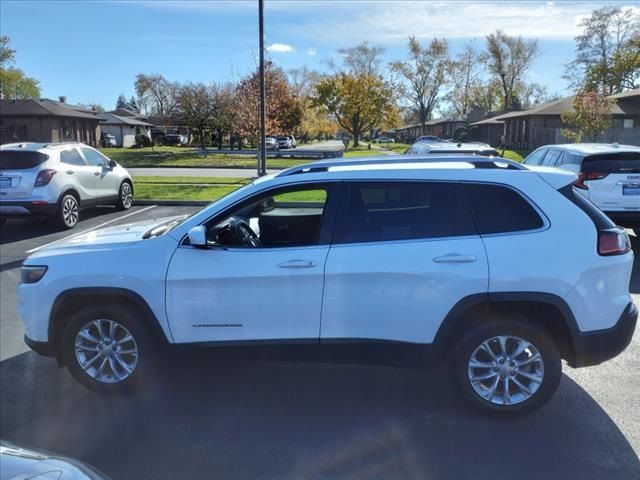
xmin=575 ymin=172 xmax=608 ymax=190
xmin=34 ymin=169 xmax=57 ymax=186
xmin=598 ymin=228 xmax=631 ymax=256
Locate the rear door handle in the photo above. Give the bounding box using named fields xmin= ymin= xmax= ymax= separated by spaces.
xmin=66 ymin=170 xmax=74 ymax=174
xmin=433 ymin=254 xmax=477 ymax=264
xmin=278 ymin=260 xmax=317 ymax=268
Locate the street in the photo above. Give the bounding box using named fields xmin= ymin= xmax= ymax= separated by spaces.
xmin=0 ymin=206 xmax=639 ymax=480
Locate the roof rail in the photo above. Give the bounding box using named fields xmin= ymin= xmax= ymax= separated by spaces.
xmin=276 ymin=154 xmax=527 ymax=177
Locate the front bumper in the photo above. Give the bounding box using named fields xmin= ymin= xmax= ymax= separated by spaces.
xmin=605 ymin=211 xmax=640 ymax=229
xmin=571 ymin=302 xmax=638 ymax=367
xmin=24 ymin=334 xmax=56 ymax=358
xmin=0 ymin=201 xmax=57 ymax=218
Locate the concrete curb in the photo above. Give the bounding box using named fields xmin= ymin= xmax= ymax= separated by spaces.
xmin=134 ymin=200 xmax=209 ymax=207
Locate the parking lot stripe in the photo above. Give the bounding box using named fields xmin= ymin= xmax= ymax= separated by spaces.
xmin=25 ymin=205 xmax=157 ymax=254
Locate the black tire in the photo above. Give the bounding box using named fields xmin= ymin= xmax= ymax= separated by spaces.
xmin=116 ymin=180 xmax=133 ymax=210
xmin=450 ymin=317 xmax=562 ymax=416
xmin=0 ymin=218 xmax=6 ymax=227
xmin=61 ymin=304 xmax=158 ymax=393
xmin=55 ymin=193 xmax=79 ymax=229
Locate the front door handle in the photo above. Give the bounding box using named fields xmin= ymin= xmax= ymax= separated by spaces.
xmin=66 ymin=170 xmax=74 ymax=174
xmin=94 ymin=171 xmax=101 ymax=176
xmin=278 ymin=259 xmax=317 ymax=268
xmin=433 ymin=254 xmax=477 ymax=264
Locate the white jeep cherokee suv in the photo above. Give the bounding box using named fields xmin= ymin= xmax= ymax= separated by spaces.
xmin=0 ymin=142 xmax=133 ymax=229
xmin=19 ymin=156 xmax=636 ymax=415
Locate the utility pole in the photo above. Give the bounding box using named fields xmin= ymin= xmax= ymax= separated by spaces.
xmin=257 ymin=0 xmax=267 ymax=176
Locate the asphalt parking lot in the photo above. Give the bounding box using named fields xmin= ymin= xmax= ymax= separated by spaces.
xmin=1 ymin=206 xmax=639 ymax=480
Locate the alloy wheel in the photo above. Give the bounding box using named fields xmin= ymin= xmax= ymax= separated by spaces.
xmin=467 ymin=335 xmax=544 ymax=406
xmin=74 ymin=319 xmax=138 ymax=383
xmin=62 ymin=196 xmax=79 ymax=227
xmin=121 ymin=183 xmax=133 ymax=208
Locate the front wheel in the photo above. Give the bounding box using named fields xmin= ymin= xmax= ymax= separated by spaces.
xmin=450 ymin=318 xmax=562 ymax=415
xmin=61 ymin=305 xmax=157 ymax=393
xmin=116 ymin=181 xmax=133 ymax=210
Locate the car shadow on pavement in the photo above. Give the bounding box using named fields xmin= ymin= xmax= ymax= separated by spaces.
xmin=0 ymin=207 xmax=120 ymax=245
xmin=1 ymin=352 xmax=639 ymax=480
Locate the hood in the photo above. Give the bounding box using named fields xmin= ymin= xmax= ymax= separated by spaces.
xmin=30 ymin=216 xmax=184 ymax=256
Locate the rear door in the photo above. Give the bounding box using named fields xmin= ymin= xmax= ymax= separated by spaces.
xmin=321 ymin=181 xmax=488 ymax=344
xmin=582 ymin=152 xmax=640 ymax=211
xmin=0 ymin=150 xmax=49 ymax=200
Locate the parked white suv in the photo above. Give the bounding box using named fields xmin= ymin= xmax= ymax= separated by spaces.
xmin=0 ymin=142 xmax=133 ymax=229
xmin=523 ymin=143 xmax=640 ymax=235
xmin=19 ymin=156 xmax=636 ymax=415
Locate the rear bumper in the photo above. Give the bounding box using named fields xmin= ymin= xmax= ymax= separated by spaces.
xmin=604 ymin=211 xmax=640 ymax=229
xmin=571 ymin=302 xmax=637 ymax=367
xmin=0 ymin=201 xmax=57 ymax=217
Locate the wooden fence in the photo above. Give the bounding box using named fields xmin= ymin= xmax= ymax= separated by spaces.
xmin=533 ymin=127 xmax=640 ymax=148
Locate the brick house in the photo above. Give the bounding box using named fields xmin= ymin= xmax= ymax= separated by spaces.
xmin=473 ymin=89 xmax=640 ymax=150
xmin=0 ymin=97 xmax=102 ymax=146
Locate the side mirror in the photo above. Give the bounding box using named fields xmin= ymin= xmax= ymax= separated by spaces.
xmin=187 ymin=225 xmax=207 ymax=247
xmin=108 ymin=159 xmax=117 ymax=168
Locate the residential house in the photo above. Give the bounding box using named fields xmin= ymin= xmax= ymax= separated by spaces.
xmin=394 ymin=117 xmax=466 ymax=143
xmin=99 ymin=112 xmax=153 ymax=147
xmin=0 ymin=97 xmax=102 ymax=146
xmin=471 ymin=89 xmax=640 ymax=151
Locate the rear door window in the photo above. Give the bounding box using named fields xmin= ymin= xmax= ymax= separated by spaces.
xmin=336 ymin=182 xmax=477 ymax=243
xmin=60 ymin=148 xmax=86 ymax=166
xmin=583 ymin=152 xmax=640 ymax=174
xmin=0 ymin=151 xmax=49 ymax=170
xmin=541 ymin=149 xmax=561 ymax=166
xmin=464 ymin=183 xmax=544 ymax=234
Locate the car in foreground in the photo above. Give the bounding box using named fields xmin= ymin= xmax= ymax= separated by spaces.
xmin=19 ymin=155 xmax=636 ymax=415
xmin=523 ymin=143 xmax=640 ymax=236
xmin=0 ymin=142 xmax=134 ymax=229
xmin=276 ymin=135 xmax=296 ymax=149
xmin=406 ymin=141 xmax=500 ymax=157
xmin=1 ymin=441 xmax=109 ymax=480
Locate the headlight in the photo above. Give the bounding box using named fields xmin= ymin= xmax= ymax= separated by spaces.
xmin=21 ymin=265 xmax=48 ymax=284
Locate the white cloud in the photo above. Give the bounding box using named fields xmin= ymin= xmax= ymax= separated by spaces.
xmin=306 ymin=47 xmax=317 ymax=56
xmin=266 ymin=43 xmax=295 ymax=53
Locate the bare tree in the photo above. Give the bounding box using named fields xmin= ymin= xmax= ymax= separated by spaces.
xmin=448 ymin=43 xmax=482 ymax=117
xmin=328 ymin=41 xmax=386 ymax=76
xmin=134 ymin=74 xmax=180 ymax=122
xmin=485 ymin=30 xmax=539 ymax=113
xmin=390 ymin=36 xmax=450 ymax=135
xmin=565 ymin=6 xmax=640 ymax=94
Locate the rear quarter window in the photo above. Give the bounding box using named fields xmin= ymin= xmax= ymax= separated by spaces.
xmin=0 ymin=150 xmax=49 ymax=170
xmin=464 ymin=183 xmax=544 ymax=234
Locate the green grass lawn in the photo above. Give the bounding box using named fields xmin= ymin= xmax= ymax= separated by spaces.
xmin=101 ymin=147 xmax=314 ymax=169
xmin=134 ymin=184 xmax=240 ymax=201
xmin=133 ymin=176 xmax=250 ymax=185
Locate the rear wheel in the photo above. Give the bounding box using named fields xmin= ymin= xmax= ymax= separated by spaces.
xmin=450 ymin=317 xmax=562 ymax=415
xmin=56 ymin=194 xmax=79 ymax=229
xmin=116 ymin=181 xmax=133 ymax=210
xmin=61 ymin=304 xmax=157 ymax=393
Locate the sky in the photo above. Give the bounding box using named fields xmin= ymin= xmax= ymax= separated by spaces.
xmin=1 ymin=0 xmax=637 ymax=112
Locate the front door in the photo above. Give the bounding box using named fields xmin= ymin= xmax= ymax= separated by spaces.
xmin=165 ymin=182 xmax=338 ymax=343
xmin=321 ymin=181 xmax=488 ymax=344
xmin=80 ymin=147 xmax=120 ymax=198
